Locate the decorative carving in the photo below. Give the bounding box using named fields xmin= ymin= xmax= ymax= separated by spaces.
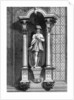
xmin=16 ymin=81 xmax=30 ymax=91
xmin=42 ymin=81 xmax=55 ymax=91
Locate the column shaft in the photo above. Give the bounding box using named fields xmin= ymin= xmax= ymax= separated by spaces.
xmin=23 ymin=35 xmax=27 ymax=67
xmin=47 ymin=33 xmax=51 ymax=67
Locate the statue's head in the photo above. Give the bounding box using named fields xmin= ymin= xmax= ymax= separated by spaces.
xmin=36 ymin=25 xmax=42 ymax=33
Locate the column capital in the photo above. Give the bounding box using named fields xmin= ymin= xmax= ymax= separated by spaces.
xmin=18 ymin=16 xmax=28 ymax=34
xmin=45 ymin=16 xmax=57 ymax=33
xmin=46 ymin=18 xmax=51 ymax=33
xmin=22 ymin=20 xmax=27 ymax=33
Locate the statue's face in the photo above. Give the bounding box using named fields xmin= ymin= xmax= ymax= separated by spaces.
xmin=37 ymin=29 xmax=40 ymax=33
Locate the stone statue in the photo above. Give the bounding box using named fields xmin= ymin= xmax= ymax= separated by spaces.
xmin=29 ymin=25 xmax=45 ymax=68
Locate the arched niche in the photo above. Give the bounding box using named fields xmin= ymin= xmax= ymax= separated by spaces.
xmin=20 ymin=8 xmax=47 ymax=18
xmin=19 ymin=7 xmax=58 ymax=20
xmin=26 ymin=8 xmax=47 ymax=81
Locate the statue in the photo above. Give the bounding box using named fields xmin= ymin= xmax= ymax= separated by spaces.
xmin=29 ymin=25 xmax=45 ymax=68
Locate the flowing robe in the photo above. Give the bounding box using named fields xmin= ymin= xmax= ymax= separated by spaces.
xmin=31 ymin=33 xmax=45 ymax=52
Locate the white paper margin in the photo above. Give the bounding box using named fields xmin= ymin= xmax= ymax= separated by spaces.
xmin=0 ymin=0 xmax=74 ymax=100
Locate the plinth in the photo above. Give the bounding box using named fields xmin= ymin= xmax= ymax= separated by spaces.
xmin=20 ymin=67 xmax=29 ymax=83
xmin=31 ymin=67 xmax=42 ymax=83
xmin=42 ymin=67 xmax=55 ymax=91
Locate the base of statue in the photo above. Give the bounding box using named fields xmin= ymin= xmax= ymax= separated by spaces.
xmin=31 ymin=66 xmax=42 ymax=83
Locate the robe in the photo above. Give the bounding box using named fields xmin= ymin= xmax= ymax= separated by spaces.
xmin=31 ymin=33 xmax=45 ymax=52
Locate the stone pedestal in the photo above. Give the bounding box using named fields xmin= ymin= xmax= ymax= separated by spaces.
xmin=31 ymin=67 xmax=42 ymax=83
xmin=44 ymin=67 xmax=55 ymax=82
xmin=17 ymin=67 xmax=30 ymax=91
xmin=20 ymin=67 xmax=29 ymax=83
xmin=42 ymin=67 xmax=55 ymax=91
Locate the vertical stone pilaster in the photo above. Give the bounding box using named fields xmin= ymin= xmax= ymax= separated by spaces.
xmin=43 ymin=17 xmax=57 ymax=83
xmin=20 ymin=20 xmax=29 ymax=83
xmin=42 ymin=16 xmax=57 ymax=91
xmin=44 ymin=18 xmax=53 ymax=82
xmin=23 ymin=34 xmax=27 ymax=68
xmin=46 ymin=19 xmax=51 ymax=68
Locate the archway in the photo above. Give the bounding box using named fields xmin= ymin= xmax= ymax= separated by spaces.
xmin=21 ymin=8 xmax=48 ymax=18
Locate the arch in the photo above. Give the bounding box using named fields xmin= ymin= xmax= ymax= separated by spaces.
xmin=18 ymin=8 xmax=59 ymax=20
xmin=25 ymin=8 xmax=47 ymax=18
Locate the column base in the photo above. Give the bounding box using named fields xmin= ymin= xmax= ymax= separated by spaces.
xmin=42 ymin=66 xmax=55 ymax=91
xmin=21 ymin=67 xmax=29 ymax=82
xmin=16 ymin=67 xmax=30 ymax=91
xmin=44 ymin=66 xmax=55 ymax=82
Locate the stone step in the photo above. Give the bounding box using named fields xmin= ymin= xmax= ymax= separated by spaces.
xmin=54 ymin=82 xmax=67 ymax=86
xmin=27 ymin=89 xmax=45 ymax=92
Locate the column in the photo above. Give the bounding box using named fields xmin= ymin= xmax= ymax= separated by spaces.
xmin=42 ymin=17 xmax=57 ymax=91
xmin=42 ymin=16 xmax=58 ymax=91
xmin=20 ymin=20 xmax=29 ymax=83
xmin=45 ymin=18 xmax=53 ymax=82
xmin=23 ymin=34 xmax=27 ymax=68
xmin=46 ymin=19 xmax=51 ymax=68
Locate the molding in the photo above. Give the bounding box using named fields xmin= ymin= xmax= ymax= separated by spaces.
xmin=18 ymin=7 xmax=59 ymax=19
